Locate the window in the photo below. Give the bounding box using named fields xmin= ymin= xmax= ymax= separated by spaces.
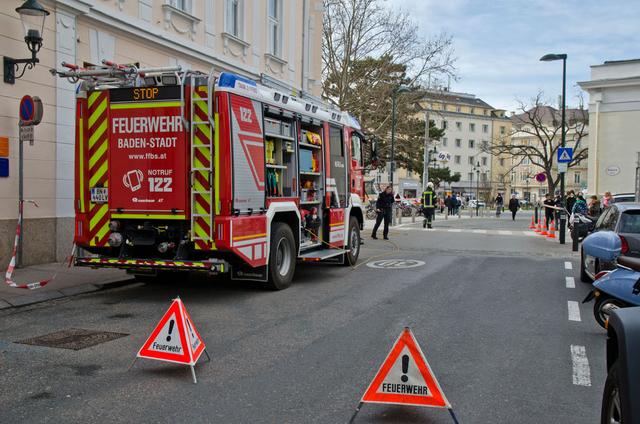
xmin=469 ymin=123 xmax=475 ymax=132
xmin=455 ymin=121 xmax=462 ymax=130
xmin=170 ymin=0 xmax=191 ymax=12
xmin=441 ymin=120 xmax=448 ymax=130
xmin=484 ymin=109 xmax=489 ymax=115
xmin=499 ymin=175 xmax=504 ymax=183
xmin=482 ymin=124 xmax=488 ymax=133
xmin=455 ymin=138 xmax=461 ymax=148
xmin=468 ymin=139 xmax=475 ymax=149
xmin=481 ymin=157 xmax=487 ymax=166
xmin=481 ymin=172 xmax=487 ymax=182
xmin=442 ymin=137 xmax=448 ymax=147
xmin=468 ymin=172 xmax=473 ymax=181
xmin=522 ymin=158 xmax=530 ymax=165
xmin=470 ymin=108 xmax=475 ymax=114
xmin=351 ymin=132 xmax=363 ymax=166
xmin=267 ymin=0 xmax=282 ymax=56
xmin=456 ymin=106 xmax=461 ymax=113
xmin=619 ymin=211 xmax=640 ymax=234
xmin=468 ymin=156 xmax=474 ymax=165
xmin=481 ymin=140 xmax=488 ymax=150
xmin=574 ymin=172 xmax=581 ymax=184
xmin=454 ymin=155 xmax=461 ymax=164
xmin=225 ymin=0 xmax=243 ymax=38
xmin=500 ymin=126 xmax=506 ymax=135
xmin=499 ymin=158 xmax=505 ymax=166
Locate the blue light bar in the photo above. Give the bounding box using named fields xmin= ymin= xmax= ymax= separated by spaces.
xmin=218 ymin=72 xmax=257 ymax=91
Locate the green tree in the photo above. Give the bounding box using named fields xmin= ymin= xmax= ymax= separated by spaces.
xmin=427 ymin=167 xmax=461 ymax=190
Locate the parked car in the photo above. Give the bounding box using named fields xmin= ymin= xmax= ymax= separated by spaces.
xmin=601 ymin=307 xmax=640 ymax=423
xmin=468 ymin=199 xmax=486 ymax=208
xmin=580 ymin=203 xmax=640 ymax=282
xmin=610 ymin=193 xmax=636 ymax=204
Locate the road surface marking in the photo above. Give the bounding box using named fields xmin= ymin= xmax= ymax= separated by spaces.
xmin=448 ymin=229 xmax=462 ymax=232
xmin=523 ymin=231 xmax=537 ymax=236
xmin=472 ymin=229 xmax=487 ymax=234
xmin=570 ymin=345 xmax=592 ymax=386
xmin=568 ymin=301 xmax=581 ymax=321
xmin=565 ymin=277 xmax=575 ymax=288
xmin=498 ymin=230 xmax=512 ymax=235
xmin=564 ymin=261 xmax=573 ymax=270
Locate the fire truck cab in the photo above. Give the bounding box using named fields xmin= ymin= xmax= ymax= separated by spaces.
xmin=55 ymin=62 xmax=367 ymax=289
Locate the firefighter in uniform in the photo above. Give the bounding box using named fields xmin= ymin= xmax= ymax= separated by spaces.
xmin=422 ymin=182 xmax=436 ymax=228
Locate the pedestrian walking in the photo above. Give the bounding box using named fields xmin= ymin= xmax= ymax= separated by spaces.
xmin=572 ymin=193 xmax=588 ymax=215
xmin=371 ymin=185 xmax=394 ymax=240
xmin=495 ymin=193 xmax=504 ymax=217
xmin=445 ymin=195 xmax=452 ymax=215
xmin=543 ymin=193 xmax=555 ymax=228
xmin=508 ymin=194 xmax=520 ymax=221
xmin=588 ymin=195 xmax=601 ymax=218
xmin=450 ymin=193 xmax=458 ymax=215
xmin=421 ymin=182 xmax=436 ymax=229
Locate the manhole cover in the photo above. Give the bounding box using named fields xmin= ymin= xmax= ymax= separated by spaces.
xmin=366 ymin=259 xmax=426 ymax=269
xmin=16 ymin=328 xmax=128 ymax=350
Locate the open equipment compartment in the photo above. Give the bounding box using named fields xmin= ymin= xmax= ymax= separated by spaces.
xmin=263 ymin=106 xmax=297 ymax=198
xmin=299 ymin=117 xmax=324 ymax=249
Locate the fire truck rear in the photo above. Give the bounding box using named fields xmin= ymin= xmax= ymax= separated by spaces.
xmin=53 ymin=62 xmax=366 ymax=289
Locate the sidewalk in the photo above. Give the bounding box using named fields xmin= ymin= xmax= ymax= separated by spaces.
xmin=1 ymin=262 xmax=134 ymax=309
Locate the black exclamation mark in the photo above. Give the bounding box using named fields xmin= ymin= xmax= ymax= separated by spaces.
xmin=401 ymin=355 xmax=409 ymax=382
xmin=166 ymin=319 xmax=175 ymax=342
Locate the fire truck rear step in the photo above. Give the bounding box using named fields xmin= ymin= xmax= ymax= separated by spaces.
xmin=298 ymin=248 xmax=348 ymax=262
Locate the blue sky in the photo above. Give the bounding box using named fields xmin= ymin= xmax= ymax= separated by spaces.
xmin=388 ymin=0 xmax=640 ymax=112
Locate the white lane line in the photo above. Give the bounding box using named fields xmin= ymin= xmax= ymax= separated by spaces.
xmin=565 ymin=261 xmax=573 ymax=270
xmin=498 ymin=230 xmax=512 ymax=235
xmin=448 ymin=229 xmax=462 ymax=233
xmin=568 ymin=301 xmax=581 ymax=321
xmin=472 ymin=229 xmax=487 ymax=234
xmin=524 ymin=231 xmax=537 ymax=236
xmin=570 ymin=345 xmax=592 ymax=386
xmin=566 ymin=277 xmax=575 ymax=288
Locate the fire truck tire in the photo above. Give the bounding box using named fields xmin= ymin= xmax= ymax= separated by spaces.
xmin=343 ymin=217 xmax=361 ymax=266
xmin=266 ymin=222 xmax=296 ymax=290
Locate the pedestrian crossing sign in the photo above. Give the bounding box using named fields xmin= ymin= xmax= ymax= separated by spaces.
xmin=557 ymin=147 xmax=573 ymax=163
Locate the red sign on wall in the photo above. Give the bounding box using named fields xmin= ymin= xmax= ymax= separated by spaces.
xmin=108 ymin=102 xmax=187 ymax=214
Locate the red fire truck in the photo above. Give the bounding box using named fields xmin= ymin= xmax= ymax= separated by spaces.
xmin=53 ymin=62 xmax=367 ymax=289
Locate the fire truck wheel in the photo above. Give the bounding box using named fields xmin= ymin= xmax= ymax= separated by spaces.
xmin=267 ymin=222 xmax=296 ymax=290
xmin=343 ymin=217 xmax=360 ymax=266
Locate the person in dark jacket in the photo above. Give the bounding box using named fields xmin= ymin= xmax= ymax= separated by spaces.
xmin=566 ymin=190 xmax=576 ymax=216
xmin=543 ymin=193 xmax=555 ymax=228
xmin=421 ymin=182 xmax=436 ymax=228
xmin=508 ymin=194 xmax=520 ymax=221
xmin=371 ymin=185 xmax=394 ymax=240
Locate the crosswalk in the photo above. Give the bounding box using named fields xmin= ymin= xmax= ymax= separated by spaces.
xmin=393 ymin=226 xmax=541 ymax=238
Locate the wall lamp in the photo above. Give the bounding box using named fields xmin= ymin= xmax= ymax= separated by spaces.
xmin=3 ymin=0 xmax=50 ymax=84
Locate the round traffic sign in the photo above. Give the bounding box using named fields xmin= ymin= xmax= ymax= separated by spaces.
xmin=19 ymin=95 xmax=35 ymax=122
xmin=366 ymin=259 xmax=425 ymax=269
xmin=535 ymin=172 xmax=546 ymax=183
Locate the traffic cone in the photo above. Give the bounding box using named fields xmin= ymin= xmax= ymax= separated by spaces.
xmin=540 ymin=218 xmax=548 ymax=236
xmin=534 ymin=218 xmax=541 ymax=232
xmin=529 ymin=216 xmax=536 ymax=230
xmin=547 ymin=220 xmax=556 ymax=239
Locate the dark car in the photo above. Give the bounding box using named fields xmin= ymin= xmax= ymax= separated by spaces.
xmin=580 ymin=203 xmax=640 ymax=282
xmin=601 ymin=307 xmax=640 ymax=423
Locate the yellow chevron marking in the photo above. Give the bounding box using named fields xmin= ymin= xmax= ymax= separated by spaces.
xmin=89 ymin=162 xmax=108 ymax=187
xmin=89 ymin=141 xmax=108 ymax=169
xmin=88 ymin=92 xmax=102 ymax=108
xmin=89 ymin=120 xmax=108 ymax=148
xmin=88 ymin=99 xmax=107 ymax=129
xmin=78 ymin=113 xmax=85 ymax=213
xmin=214 ymin=113 xmax=220 ymax=214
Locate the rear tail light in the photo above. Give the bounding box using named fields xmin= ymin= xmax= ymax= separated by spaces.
xmin=620 ymin=235 xmax=630 ymax=255
xmin=108 ymin=232 xmax=123 ymax=247
xmin=594 ymin=271 xmax=610 ymax=280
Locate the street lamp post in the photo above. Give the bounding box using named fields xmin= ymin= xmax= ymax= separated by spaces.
xmin=540 ymin=53 xmax=568 ymax=244
xmin=390 ymin=85 xmax=410 ymax=189
xmin=473 ymin=161 xmax=481 ymax=216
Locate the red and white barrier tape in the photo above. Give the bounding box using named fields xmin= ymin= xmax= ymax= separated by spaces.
xmin=5 ymin=200 xmax=54 ymax=290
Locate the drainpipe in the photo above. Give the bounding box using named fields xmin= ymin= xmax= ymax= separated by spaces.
xmin=593 ymin=98 xmax=601 ymax=194
xmin=301 ymin=0 xmax=309 ymax=92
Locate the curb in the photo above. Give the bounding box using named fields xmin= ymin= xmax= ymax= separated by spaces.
xmin=0 ymin=276 xmax=137 ymax=309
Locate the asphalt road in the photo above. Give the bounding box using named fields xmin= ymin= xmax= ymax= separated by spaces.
xmin=0 ymin=213 xmax=606 ymax=423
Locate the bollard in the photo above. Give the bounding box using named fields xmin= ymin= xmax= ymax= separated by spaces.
xmin=392 ymin=204 xmax=397 ymax=226
xmin=398 ymin=207 xmax=403 ymax=224
xmin=534 ymin=206 xmax=539 ymax=225
xmin=411 ymin=207 xmax=416 ymax=223
xmin=572 ymin=225 xmax=579 ymax=252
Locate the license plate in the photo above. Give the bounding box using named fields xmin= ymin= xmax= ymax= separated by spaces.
xmin=90 ymin=187 xmax=108 ymax=203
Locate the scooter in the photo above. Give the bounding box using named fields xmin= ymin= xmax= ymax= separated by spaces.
xmin=581 ymin=231 xmax=640 ymax=329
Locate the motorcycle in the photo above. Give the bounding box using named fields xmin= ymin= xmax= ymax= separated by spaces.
xmin=581 ymin=231 xmax=640 ymax=328
xmin=569 ymin=212 xmax=596 ymax=241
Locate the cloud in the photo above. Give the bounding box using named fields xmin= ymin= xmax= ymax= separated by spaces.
xmin=386 ymin=0 xmax=640 ymax=111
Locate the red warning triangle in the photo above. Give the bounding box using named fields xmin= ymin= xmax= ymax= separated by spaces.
xmin=137 ymin=298 xmax=206 ymax=365
xmin=361 ymin=328 xmax=451 ymax=408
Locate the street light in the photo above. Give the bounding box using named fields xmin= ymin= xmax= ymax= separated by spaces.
xmin=3 ymin=0 xmax=50 ymax=84
xmin=540 ymin=53 xmax=567 ymax=244
xmin=390 ymin=85 xmax=410 ymax=189
xmin=473 ymin=161 xmax=481 ymax=216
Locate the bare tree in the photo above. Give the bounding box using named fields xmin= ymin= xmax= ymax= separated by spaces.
xmin=483 ymin=93 xmax=588 ymax=195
